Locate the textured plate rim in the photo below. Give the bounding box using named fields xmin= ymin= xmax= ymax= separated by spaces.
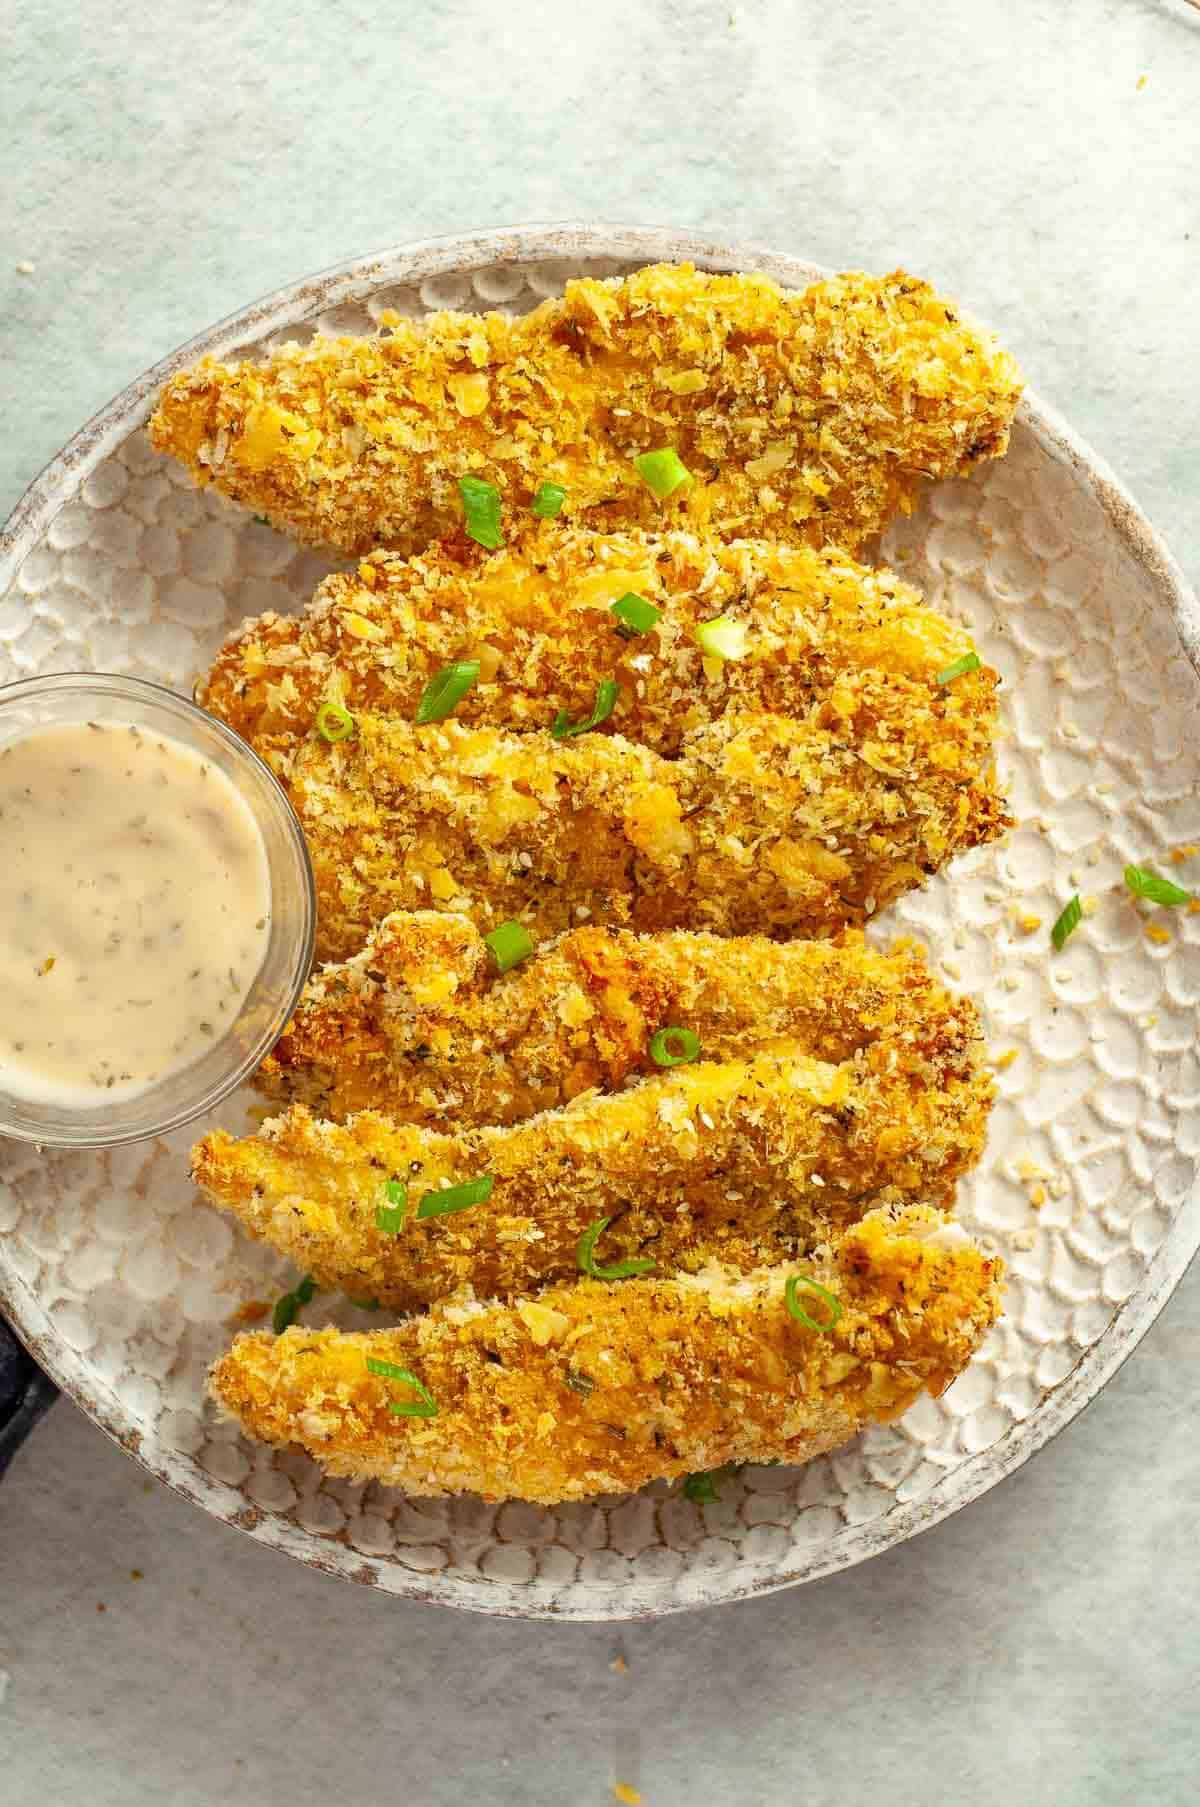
xmin=2 ymin=221 xmax=1198 ymax=1621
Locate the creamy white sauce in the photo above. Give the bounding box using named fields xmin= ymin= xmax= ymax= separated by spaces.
xmin=0 ymin=721 xmax=271 ymax=1106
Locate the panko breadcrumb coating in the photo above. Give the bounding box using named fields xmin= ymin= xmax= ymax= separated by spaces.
xmin=150 ymin=263 xmax=1022 ymax=559
xmin=262 ymin=915 xmax=986 ymax=1125
xmin=209 ymin=1205 xmax=1004 ymax=1502
xmin=285 ymin=700 xmax=1007 ymax=963
xmin=192 ymin=1039 xmax=991 ymax=1311
xmin=199 ymin=526 xmax=983 ymax=765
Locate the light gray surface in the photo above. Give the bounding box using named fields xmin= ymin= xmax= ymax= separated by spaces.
xmin=2 ymin=0 xmax=1199 ymax=1801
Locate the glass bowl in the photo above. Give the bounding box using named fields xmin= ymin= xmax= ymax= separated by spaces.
xmin=0 ymin=672 xmax=315 ymax=1147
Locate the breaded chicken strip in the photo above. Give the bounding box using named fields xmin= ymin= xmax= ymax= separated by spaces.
xmin=262 ymin=916 xmax=984 ymax=1126
xmin=199 ymin=527 xmax=981 ymax=764
xmin=285 ymin=700 xmax=1007 ymax=963
xmin=209 ymin=1206 xmax=1004 ymax=1502
xmin=150 ymin=262 xmax=1022 ymax=559
xmin=192 ymin=1043 xmax=991 ymax=1310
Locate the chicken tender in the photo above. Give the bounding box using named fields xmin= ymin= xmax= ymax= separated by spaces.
xmin=209 ymin=1205 xmax=1004 ymax=1502
xmin=285 ymin=699 xmax=1007 ymax=963
xmin=262 ymin=916 xmax=985 ymax=1126
xmin=200 ymin=527 xmax=982 ymax=766
xmin=150 ymin=262 xmax=1022 ymax=559
xmin=192 ymin=1041 xmax=991 ymax=1311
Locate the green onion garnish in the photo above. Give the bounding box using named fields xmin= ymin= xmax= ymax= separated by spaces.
xmin=416 ymin=1175 xmax=495 ymax=1219
xmin=576 ymin=1215 xmax=656 ymax=1281
xmin=366 ymin=1357 xmax=439 ymax=1418
xmin=253 ymin=514 xmax=270 ymax=526
xmin=315 ymin=701 xmax=355 ymax=743
xmin=272 ymin=1294 xmax=298 ymax=1334
xmin=1051 ymin=895 xmax=1083 ymax=951
xmin=785 ymin=1273 xmax=842 ymax=1333
xmin=532 ymin=481 xmax=567 ymax=519
xmin=683 ymin=1469 xmax=731 ymax=1504
xmin=610 ymin=592 xmax=662 ymax=634
xmin=348 ymin=1296 xmax=381 ymax=1311
xmin=1124 ymin=864 xmax=1191 ymax=906
xmin=458 ymin=475 xmax=504 ymax=549
xmin=484 ymin=920 xmax=534 ymax=972
xmin=649 ymin=1026 xmax=701 ymax=1067
xmin=375 ymin=1178 xmax=408 ymax=1235
xmin=694 ymin=615 xmax=748 ymax=662
xmin=935 ymin=651 xmax=982 ymax=685
xmin=272 ymin=1273 xmax=318 ymax=1334
xmin=634 ymin=448 xmax=693 ymax=499
xmin=415 ymin=659 xmax=480 ymax=724
xmin=551 ymin=677 xmax=619 ymax=740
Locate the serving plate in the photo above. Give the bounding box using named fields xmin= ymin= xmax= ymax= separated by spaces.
xmin=2 ymin=224 xmax=1198 ymax=1621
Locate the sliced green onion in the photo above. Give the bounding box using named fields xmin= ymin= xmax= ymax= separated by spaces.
xmin=1051 ymin=895 xmax=1083 ymax=951
xmin=375 ymin=1178 xmax=409 ymax=1235
xmin=531 ymin=481 xmax=567 ymax=518
xmin=272 ymin=1293 xmax=298 ymax=1335
xmin=565 ymin=1370 xmax=596 ymax=1397
xmin=610 ymin=592 xmax=662 ymax=634
xmin=785 ymin=1273 xmax=842 ymax=1333
xmin=649 ymin=1026 xmax=701 ymax=1067
xmin=551 ymin=677 xmax=619 ymax=740
xmin=272 ymin=1274 xmax=317 ymax=1335
xmin=1124 ymin=864 xmax=1191 ymax=906
xmin=366 ymin=1357 xmax=439 ymax=1419
xmin=458 ymin=475 xmax=504 ymax=549
xmin=683 ymin=1469 xmax=731 ymax=1504
xmin=936 ymin=651 xmax=982 ymax=685
xmin=634 ymin=448 xmax=693 ymax=499
xmin=694 ymin=615 xmax=748 ymax=662
xmin=416 ymin=1174 xmax=495 ymax=1219
xmin=577 ymin=1215 xmax=656 ymax=1281
xmin=415 ymin=659 xmax=480 ymax=724
xmin=484 ymin=920 xmax=534 ymax=973
xmin=348 ymin=1296 xmax=381 ymax=1311
xmin=315 ymin=701 xmax=355 ymax=743
xmin=252 ymin=514 xmax=270 ymax=526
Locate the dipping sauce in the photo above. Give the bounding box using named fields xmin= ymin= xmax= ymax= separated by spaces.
xmin=0 ymin=720 xmax=271 ymax=1105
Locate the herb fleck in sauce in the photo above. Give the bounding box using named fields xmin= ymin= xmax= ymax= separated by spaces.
xmin=0 ymin=722 xmax=271 ymax=1105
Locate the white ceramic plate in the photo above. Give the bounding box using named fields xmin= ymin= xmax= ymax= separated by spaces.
xmin=2 ymin=225 xmax=1199 ymax=1621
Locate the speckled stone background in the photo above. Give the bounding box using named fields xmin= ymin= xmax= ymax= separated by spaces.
xmin=3 ymin=2 xmax=1200 ymax=1803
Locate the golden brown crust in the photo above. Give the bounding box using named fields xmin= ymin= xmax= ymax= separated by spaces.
xmin=262 ymin=916 xmax=985 ymax=1126
xmin=150 ymin=263 xmax=1022 ymax=560
xmin=208 ymin=1206 xmax=1004 ymax=1502
xmin=198 ymin=527 xmax=979 ymax=764
xmin=282 ymin=696 xmax=1007 ymax=963
xmin=193 ymin=1029 xmax=992 ymax=1310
